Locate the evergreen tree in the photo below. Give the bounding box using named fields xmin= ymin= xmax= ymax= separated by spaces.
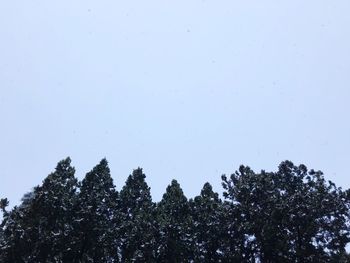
xmin=0 ymin=191 xmax=39 ymax=262
xmin=0 ymin=157 xmax=78 ymax=262
xmin=0 ymin=206 xmax=27 ymax=262
xmin=222 ymin=161 xmax=350 ymax=262
xmin=1 ymin=159 xmax=350 ymax=262
xmin=35 ymin=158 xmax=78 ymax=262
xmin=156 ymin=179 xmax=193 ymax=262
xmin=0 ymin=198 xmax=9 ymax=215
xmin=0 ymin=198 xmax=9 ymax=261
xmin=72 ymin=158 xmax=119 ymax=262
xmin=0 ymin=198 xmax=9 ymax=233
xmin=223 ymin=165 xmax=291 ymax=262
xmin=190 ymin=182 xmax=225 ymax=262
xmin=276 ymin=161 xmax=350 ymax=262
xmin=119 ymin=168 xmax=157 ymax=262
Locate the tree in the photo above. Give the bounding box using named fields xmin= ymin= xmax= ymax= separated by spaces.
xmin=223 ymin=165 xmax=291 ymax=262
xmin=190 ymin=182 xmax=225 ymax=262
xmin=0 ymin=198 xmax=9 ymax=214
xmin=0 ymin=198 xmax=9 ymax=261
xmin=222 ymin=161 xmax=350 ymax=262
xmin=0 ymin=157 xmax=78 ymax=262
xmin=34 ymin=158 xmax=78 ymax=262
xmin=118 ymin=168 xmax=157 ymax=262
xmin=276 ymin=161 xmax=350 ymax=262
xmin=0 ymin=190 xmax=40 ymax=262
xmin=72 ymin=158 xmax=119 ymax=262
xmin=156 ymin=179 xmax=193 ymax=262
xmin=1 ymin=159 xmax=350 ymax=262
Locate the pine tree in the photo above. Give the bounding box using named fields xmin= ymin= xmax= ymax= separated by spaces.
xmin=222 ymin=161 xmax=350 ymax=262
xmin=224 ymin=165 xmax=292 ymax=262
xmin=72 ymin=158 xmax=119 ymax=262
xmin=156 ymin=179 xmax=193 ymax=262
xmin=276 ymin=161 xmax=350 ymax=262
xmin=119 ymin=168 xmax=157 ymax=262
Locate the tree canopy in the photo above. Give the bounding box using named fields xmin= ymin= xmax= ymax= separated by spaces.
xmin=1 ymin=158 xmax=349 ymax=262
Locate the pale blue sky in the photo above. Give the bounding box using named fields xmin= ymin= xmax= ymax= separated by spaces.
xmin=1 ymin=1 xmax=350 ymax=205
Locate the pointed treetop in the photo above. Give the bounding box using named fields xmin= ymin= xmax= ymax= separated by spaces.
xmin=122 ymin=167 xmax=149 ymax=190
xmin=85 ymin=158 xmax=110 ymax=176
xmin=55 ymin=157 xmax=73 ymax=171
xmin=42 ymin=157 xmax=76 ymax=189
xmin=202 ymin=182 xmax=213 ymax=192
xmin=161 ymin=179 xmax=188 ymax=205
xmin=99 ymin=157 xmax=109 ymax=166
xmin=200 ymin=182 xmax=218 ymax=199
xmin=48 ymin=157 xmax=75 ymax=179
xmin=82 ymin=158 xmax=114 ymax=190
xmin=120 ymin=167 xmax=152 ymax=209
xmin=132 ymin=167 xmax=144 ymax=178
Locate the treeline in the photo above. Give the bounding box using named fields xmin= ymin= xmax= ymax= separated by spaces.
xmin=1 ymin=158 xmax=350 ymax=262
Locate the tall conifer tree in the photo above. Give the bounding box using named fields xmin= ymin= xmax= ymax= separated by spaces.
xmin=0 ymin=158 xmax=78 ymax=262
xmin=72 ymin=158 xmax=119 ymax=262
xmin=190 ymin=182 xmax=225 ymax=262
xmin=119 ymin=168 xmax=157 ymax=262
xmin=156 ymin=180 xmax=193 ymax=262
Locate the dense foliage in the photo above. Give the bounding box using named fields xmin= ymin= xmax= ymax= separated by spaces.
xmin=1 ymin=158 xmax=350 ymax=262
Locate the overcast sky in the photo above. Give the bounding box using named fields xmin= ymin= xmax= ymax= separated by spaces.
xmin=1 ymin=1 xmax=350 ymax=205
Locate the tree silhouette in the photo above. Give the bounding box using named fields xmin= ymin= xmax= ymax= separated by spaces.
xmin=1 ymin=159 xmax=349 ymax=262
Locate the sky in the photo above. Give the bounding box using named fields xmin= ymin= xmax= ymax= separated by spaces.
xmin=0 ymin=1 xmax=350 ymax=206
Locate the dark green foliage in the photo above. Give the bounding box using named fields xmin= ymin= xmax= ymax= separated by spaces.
xmin=0 ymin=191 xmax=39 ymax=262
xmin=156 ymin=180 xmax=193 ymax=262
xmin=119 ymin=168 xmax=157 ymax=262
xmin=222 ymin=165 xmax=291 ymax=262
xmin=72 ymin=158 xmax=119 ymax=262
xmin=0 ymin=198 xmax=9 ymax=242
xmin=0 ymin=198 xmax=9 ymax=213
xmin=190 ymin=182 xmax=226 ymax=262
xmin=222 ymin=161 xmax=350 ymax=262
xmin=1 ymin=159 xmax=349 ymax=262
xmin=0 ymin=157 xmax=78 ymax=262
xmin=34 ymin=158 xmax=78 ymax=262
xmin=337 ymin=251 xmax=350 ymax=262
